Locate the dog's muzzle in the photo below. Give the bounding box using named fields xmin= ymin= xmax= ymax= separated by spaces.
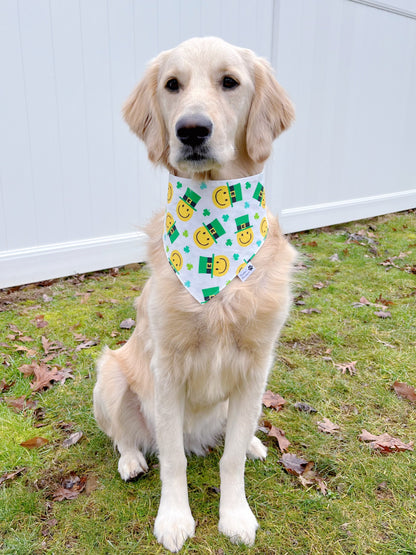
xmin=175 ymin=115 xmax=214 ymax=162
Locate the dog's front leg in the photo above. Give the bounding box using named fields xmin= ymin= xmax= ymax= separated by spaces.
xmin=153 ymin=373 xmax=195 ymax=553
xmin=218 ymin=382 xmax=264 ymax=546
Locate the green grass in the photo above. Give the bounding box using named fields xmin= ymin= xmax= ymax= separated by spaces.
xmin=1 ymin=211 xmax=415 ymax=554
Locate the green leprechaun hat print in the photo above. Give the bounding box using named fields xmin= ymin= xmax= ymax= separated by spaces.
xmin=176 ymin=187 xmax=201 ymax=222
xmin=198 ymin=254 xmax=230 ymax=278
xmin=202 ymin=286 xmax=220 ymax=302
xmin=234 ymin=215 xmax=254 ymax=247
xmin=193 ymin=218 xmax=226 ymax=249
xmin=253 ymin=182 xmax=266 ymax=207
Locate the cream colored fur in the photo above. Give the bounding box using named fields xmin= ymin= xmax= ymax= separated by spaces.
xmin=93 ymin=37 xmax=296 ymax=552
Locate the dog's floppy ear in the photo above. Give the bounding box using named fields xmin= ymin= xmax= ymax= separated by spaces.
xmin=123 ymin=56 xmax=168 ymax=165
xmin=246 ymin=58 xmax=295 ymax=164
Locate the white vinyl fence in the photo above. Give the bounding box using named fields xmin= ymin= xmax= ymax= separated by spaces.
xmin=1 ymin=0 xmax=415 ymax=288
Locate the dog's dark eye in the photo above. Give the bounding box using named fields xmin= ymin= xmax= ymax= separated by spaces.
xmin=165 ymin=78 xmax=180 ymax=92
xmin=222 ymin=76 xmax=239 ymax=90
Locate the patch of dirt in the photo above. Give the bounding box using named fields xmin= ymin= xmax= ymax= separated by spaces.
xmin=283 ymin=334 xmax=329 ymax=357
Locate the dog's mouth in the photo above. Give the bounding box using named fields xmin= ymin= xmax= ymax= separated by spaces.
xmin=176 ymin=145 xmax=220 ymax=171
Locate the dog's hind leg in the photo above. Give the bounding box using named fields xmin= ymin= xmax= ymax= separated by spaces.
xmin=93 ymin=347 xmax=153 ymax=480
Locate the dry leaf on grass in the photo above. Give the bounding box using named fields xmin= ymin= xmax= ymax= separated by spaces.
xmin=294 ymin=401 xmax=317 ymax=413
xmin=262 ymin=390 xmax=286 ymax=411
xmin=280 ymin=453 xmax=313 ymax=475
xmin=374 ymin=311 xmax=392 ymax=318
xmin=4 ymin=395 xmax=37 ymax=412
xmin=20 ymin=437 xmax=49 ymax=449
xmin=334 ymin=361 xmax=357 ymax=375
xmin=62 ymin=432 xmax=83 ymax=448
xmin=75 ymin=339 xmax=99 ymax=352
xmin=300 ymin=308 xmax=321 ymax=314
xmin=0 ymin=378 xmax=14 ymax=393
xmin=262 ymin=421 xmax=291 ymax=452
xmin=0 ymin=467 xmax=26 ymax=486
xmin=19 ymin=362 xmax=73 ymax=392
xmin=32 ymin=315 xmax=48 ymax=328
xmin=317 ymin=417 xmax=340 ymax=434
xmin=120 ymin=318 xmax=136 ymax=329
xmin=279 ymin=453 xmax=328 ymax=495
xmin=359 ymin=429 xmax=413 ymax=453
xmin=392 ymin=381 xmax=416 ymax=403
xmin=52 ymin=474 xmax=87 ymax=501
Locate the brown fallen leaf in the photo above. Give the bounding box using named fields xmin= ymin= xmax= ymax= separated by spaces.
xmin=4 ymin=395 xmax=37 ymax=412
xmin=299 ymin=470 xmax=328 ymax=495
xmin=300 ymin=308 xmax=321 ymax=314
xmin=359 ymin=429 xmax=413 ymax=453
xmin=262 ymin=390 xmax=286 ymax=411
xmin=294 ymin=401 xmax=317 ymax=413
xmin=120 ymin=318 xmax=136 ymax=329
xmin=0 ymin=467 xmax=26 ymax=486
xmin=313 ymin=282 xmax=326 ymax=289
xmin=20 ymin=437 xmax=49 ymax=449
xmin=32 ymin=315 xmax=49 ymax=328
xmin=279 ymin=453 xmax=313 ymax=476
xmin=317 ymin=417 xmax=340 ymax=434
xmin=0 ymin=378 xmax=14 ymax=393
xmin=52 ymin=474 xmax=87 ymax=501
xmin=279 ymin=454 xmax=328 ymax=494
xmin=392 ymin=381 xmax=416 ymax=404
xmin=334 ymin=361 xmax=357 ymax=375
xmin=18 ymin=363 xmax=37 ymax=376
xmin=41 ymin=336 xmax=65 ymax=355
xmin=374 ymin=311 xmax=391 ymax=318
xmin=62 ymin=431 xmax=83 ymax=448
xmin=24 ymin=363 xmax=73 ymax=392
xmin=262 ymin=421 xmax=291 ymax=452
xmin=75 ymin=339 xmax=99 ymax=352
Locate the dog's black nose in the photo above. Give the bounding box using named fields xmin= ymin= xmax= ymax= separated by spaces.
xmin=175 ymin=115 xmax=213 ymax=147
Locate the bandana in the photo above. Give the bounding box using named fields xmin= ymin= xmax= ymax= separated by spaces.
xmin=163 ymin=172 xmax=268 ymax=304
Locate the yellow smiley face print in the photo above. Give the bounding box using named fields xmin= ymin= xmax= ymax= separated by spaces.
xmin=260 ymin=217 xmax=268 ymax=237
xmin=170 ymin=250 xmax=183 ymax=271
xmin=235 ymin=261 xmax=246 ymax=275
xmin=165 ymin=212 xmax=174 ymax=232
xmin=236 ymin=228 xmax=254 ymax=247
xmin=213 ymin=255 xmax=230 ymax=276
xmin=193 ymin=226 xmax=215 ymax=249
xmin=212 ymin=186 xmax=231 ymax=209
xmin=167 ymin=182 xmax=173 ymax=203
xmin=176 ymin=199 xmax=194 ymax=221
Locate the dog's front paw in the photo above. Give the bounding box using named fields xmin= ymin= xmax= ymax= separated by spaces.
xmin=118 ymin=451 xmax=148 ymax=481
xmin=219 ymin=501 xmax=258 ymax=546
xmin=247 ymin=436 xmax=267 ymax=460
xmin=154 ymin=507 xmax=195 ymax=552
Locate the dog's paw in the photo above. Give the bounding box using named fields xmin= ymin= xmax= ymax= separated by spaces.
xmin=247 ymin=436 xmax=267 ymax=460
xmin=219 ymin=502 xmax=258 ymax=546
xmin=154 ymin=508 xmax=195 ymax=552
xmin=118 ymin=451 xmax=148 ymax=481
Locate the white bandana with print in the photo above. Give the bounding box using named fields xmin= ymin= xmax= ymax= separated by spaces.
xmin=163 ymin=172 xmax=268 ymax=304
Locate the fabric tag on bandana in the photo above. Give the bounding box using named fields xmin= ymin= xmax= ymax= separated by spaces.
xmin=163 ymin=172 xmax=268 ymax=304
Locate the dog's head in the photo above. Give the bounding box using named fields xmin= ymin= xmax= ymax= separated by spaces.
xmin=123 ymin=37 xmax=294 ymax=176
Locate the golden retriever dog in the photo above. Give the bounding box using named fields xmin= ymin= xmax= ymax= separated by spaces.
xmin=93 ymin=36 xmax=296 ymax=552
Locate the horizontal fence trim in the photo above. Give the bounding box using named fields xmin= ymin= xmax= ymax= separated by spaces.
xmin=348 ymin=0 xmax=416 ymax=19
xmin=279 ymin=189 xmax=416 ymax=233
xmin=0 ymin=232 xmax=147 ymax=289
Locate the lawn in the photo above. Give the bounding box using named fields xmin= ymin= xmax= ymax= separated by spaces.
xmin=1 ymin=210 xmax=415 ymax=554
